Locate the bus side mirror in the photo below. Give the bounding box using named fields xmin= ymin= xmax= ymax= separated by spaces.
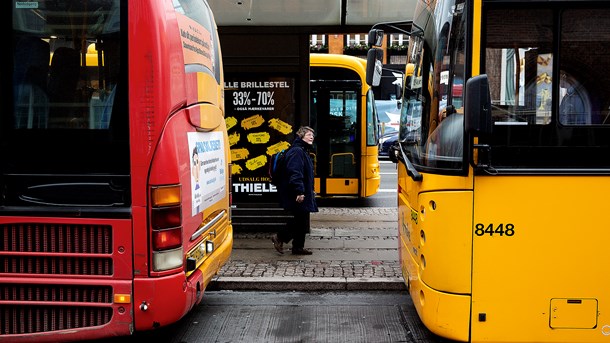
xmin=368 ymin=29 xmax=384 ymax=48
xmin=366 ymin=48 xmax=383 ymax=87
xmin=464 ymin=74 xmax=492 ymax=136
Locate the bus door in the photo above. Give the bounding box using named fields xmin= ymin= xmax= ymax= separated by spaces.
xmin=310 ymin=80 xmax=361 ymax=197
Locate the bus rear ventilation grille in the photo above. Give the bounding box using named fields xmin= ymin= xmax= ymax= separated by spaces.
xmin=1 ymin=223 xmax=114 ymax=276
xmin=0 ymin=283 xmax=113 ymax=303
xmin=1 ymin=223 xmax=112 ymax=254
xmin=0 ymin=305 xmax=112 ymax=335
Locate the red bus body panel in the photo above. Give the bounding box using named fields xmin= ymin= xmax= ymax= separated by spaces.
xmin=2 ymin=1 xmax=232 ymax=341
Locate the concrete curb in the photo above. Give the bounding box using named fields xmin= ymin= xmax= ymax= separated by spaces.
xmin=208 ymin=277 xmax=406 ymax=291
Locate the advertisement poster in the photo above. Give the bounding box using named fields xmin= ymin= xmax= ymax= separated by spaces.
xmin=188 ymin=131 xmax=226 ymax=216
xmin=225 ymin=76 xmax=296 ymax=203
xmin=176 ymin=12 xmax=215 ymax=72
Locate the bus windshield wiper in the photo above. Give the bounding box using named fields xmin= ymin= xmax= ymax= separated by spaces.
xmin=397 ymin=144 xmax=422 ymax=181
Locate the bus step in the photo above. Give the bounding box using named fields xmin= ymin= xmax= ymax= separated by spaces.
xmin=231 ymin=205 xmax=294 ymax=232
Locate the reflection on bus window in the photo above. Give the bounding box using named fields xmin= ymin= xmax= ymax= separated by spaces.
xmin=559 ymin=72 xmax=591 ymax=125
xmin=486 ymin=9 xmax=554 ymax=126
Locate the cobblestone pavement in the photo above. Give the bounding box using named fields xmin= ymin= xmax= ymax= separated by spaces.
xmin=209 ymin=207 xmax=405 ymax=291
xmin=218 ymin=258 xmax=402 ymax=278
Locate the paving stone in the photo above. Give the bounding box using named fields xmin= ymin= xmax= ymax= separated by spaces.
xmin=210 ymin=207 xmax=405 ymax=291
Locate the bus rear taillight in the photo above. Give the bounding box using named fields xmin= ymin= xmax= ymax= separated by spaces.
xmin=150 ymin=185 xmax=183 ymax=271
xmin=151 ymin=206 xmax=181 ymax=229
xmin=152 ymin=185 xmax=181 ymax=206
xmin=152 ymin=227 xmax=182 ymax=250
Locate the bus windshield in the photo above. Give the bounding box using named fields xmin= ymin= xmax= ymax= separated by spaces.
xmin=400 ymin=0 xmax=467 ymax=173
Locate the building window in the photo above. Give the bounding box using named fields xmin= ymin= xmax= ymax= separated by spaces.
xmin=387 ymin=33 xmax=408 ymax=64
xmin=346 ymin=34 xmax=367 ymax=48
xmin=344 ymin=34 xmax=368 ymax=56
xmin=388 ymin=34 xmax=407 ymax=47
xmin=310 ymin=34 xmax=328 ymax=52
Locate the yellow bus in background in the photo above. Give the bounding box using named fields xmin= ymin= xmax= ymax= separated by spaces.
xmin=310 ymin=53 xmax=380 ymax=198
xmin=368 ymin=0 xmax=610 ymax=342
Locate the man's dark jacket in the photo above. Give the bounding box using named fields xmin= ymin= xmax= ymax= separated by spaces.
xmin=277 ymin=137 xmax=318 ymax=213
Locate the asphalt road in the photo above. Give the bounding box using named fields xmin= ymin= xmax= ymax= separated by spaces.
xmin=88 ymin=161 xmax=438 ymax=343
xmin=125 ymin=290 xmax=448 ymax=343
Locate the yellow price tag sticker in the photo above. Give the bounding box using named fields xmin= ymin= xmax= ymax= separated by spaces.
xmin=247 ymin=131 xmax=270 ymax=144
xmin=268 ymin=118 xmax=292 ymax=135
xmin=241 ymin=114 xmax=265 ymax=130
xmin=245 ymin=155 xmax=268 ymax=171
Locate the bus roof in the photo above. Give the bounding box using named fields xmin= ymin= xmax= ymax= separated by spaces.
xmin=310 ymin=53 xmax=367 ymax=75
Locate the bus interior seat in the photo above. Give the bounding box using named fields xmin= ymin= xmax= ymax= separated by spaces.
xmin=47 ymin=47 xmax=81 ymax=127
xmin=330 ymin=153 xmax=356 ymax=177
xmin=13 ymin=37 xmax=50 ymax=128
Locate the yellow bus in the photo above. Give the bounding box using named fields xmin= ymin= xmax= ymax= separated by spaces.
xmin=310 ymin=53 xmax=380 ymax=198
xmin=368 ymin=0 xmax=610 ymax=342
xmin=2 ymin=0 xmax=232 ymax=341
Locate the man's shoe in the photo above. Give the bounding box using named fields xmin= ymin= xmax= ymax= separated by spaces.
xmin=271 ymin=234 xmax=284 ymax=254
xmin=291 ymin=248 xmax=312 ymax=255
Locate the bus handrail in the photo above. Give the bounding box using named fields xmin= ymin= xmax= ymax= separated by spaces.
xmin=191 ymin=209 xmax=226 ymax=241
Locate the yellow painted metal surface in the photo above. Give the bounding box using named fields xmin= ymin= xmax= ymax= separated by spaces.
xmin=469 ymin=175 xmax=610 ymax=342
xmin=399 ymin=166 xmax=610 ymax=342
xmin=363 ymin=145 xmax=380 ymax=197
xmin=397 ymin=165 xmax=472 ymax=342
xmin=417 ymin=190 xmax=473 ymax=294
xmin=326 ymin=178 xmax=358 ymax=194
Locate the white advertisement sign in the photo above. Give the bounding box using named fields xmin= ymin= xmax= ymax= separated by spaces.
xmin=188 ymin=131 xmax=226 ymax=216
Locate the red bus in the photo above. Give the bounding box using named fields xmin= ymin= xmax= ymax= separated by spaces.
xmin=1 ymin=0 xmax=232 ymax=341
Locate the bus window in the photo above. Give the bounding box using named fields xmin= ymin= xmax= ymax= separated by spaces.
xmin=558 ymin=9 xmax=609 ymax=126
xmin=485 ymin=9 xmax=554 ymax=126
xmin=484 ymin=6 xmax=610 ymax=168
xmin=399 ymin=0 xmax=467 ymax=172
xmin=366 ymin=88 xmax=379 ymax=146
xmin=13 ymin=37 xmax=50 ymax=129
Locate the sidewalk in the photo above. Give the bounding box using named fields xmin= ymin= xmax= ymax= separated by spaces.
xmin=208 ymin=207 xmax=406 ymax=291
